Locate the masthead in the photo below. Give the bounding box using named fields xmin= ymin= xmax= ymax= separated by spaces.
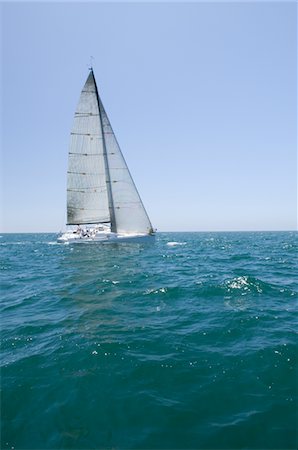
xmin=88 ymin=56 xmax=94 ymax=71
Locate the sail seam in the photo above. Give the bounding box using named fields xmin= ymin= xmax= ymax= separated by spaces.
xmin=75 ymin=113 xmax=99 ymax=116
xmin=71 ymin=132 xmax=101 ymax=136
xmin=69 ymin=153 xmax=104 ymax=156
xmin=67 ymin=171 xmax=105 ymax=175
xmin=68 ymin=207 xmax=108 ymax=211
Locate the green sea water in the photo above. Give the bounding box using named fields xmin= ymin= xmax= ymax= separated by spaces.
xmin=1 ymin=232 xmax=297 ymax=449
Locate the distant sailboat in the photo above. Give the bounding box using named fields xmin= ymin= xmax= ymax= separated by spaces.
xmin=58 ymin=69 xmax=154 ymax=243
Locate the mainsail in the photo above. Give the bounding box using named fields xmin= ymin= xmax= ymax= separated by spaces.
xmin=66 ymin=70 xmax=153 ymax=235
xmin=67 ymin=72 xmax=109 ymax=225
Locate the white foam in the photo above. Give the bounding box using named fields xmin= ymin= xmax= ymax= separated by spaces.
xmin=166 ymin=241 xmax=186 ymax=247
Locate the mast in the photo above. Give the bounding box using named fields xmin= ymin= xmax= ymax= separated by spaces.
xmin=91 ymin=69 xmax=117 ymax=233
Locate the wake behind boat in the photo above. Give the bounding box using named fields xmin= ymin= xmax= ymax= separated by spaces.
xmin=58 ymin=69 xmax=155 ymax=244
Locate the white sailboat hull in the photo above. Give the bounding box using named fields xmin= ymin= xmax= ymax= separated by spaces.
xmin=57 ymin=230 xmax=155 ymax=244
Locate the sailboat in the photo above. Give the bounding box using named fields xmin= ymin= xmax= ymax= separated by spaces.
xmin=58 ymin=69 xmax=154 ymax=244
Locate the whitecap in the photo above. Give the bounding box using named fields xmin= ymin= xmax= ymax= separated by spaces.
xmin=227 ymin=276 xmax=250 ymax=290
xmin=166 ymin=241 xmax=186 ymax=247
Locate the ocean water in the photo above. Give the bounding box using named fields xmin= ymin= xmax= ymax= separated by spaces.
xmin=1 ymin=231 xmax=297 ymax=450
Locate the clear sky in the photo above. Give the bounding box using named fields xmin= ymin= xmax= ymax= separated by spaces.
xmin=1 ymin=1 xmax=297 ymax=232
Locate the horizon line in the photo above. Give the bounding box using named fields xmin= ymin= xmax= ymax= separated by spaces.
xmin=0 ymin=229 xmax=297 ymax=234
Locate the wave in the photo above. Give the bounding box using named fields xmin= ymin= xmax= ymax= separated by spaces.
xmin=192 ymin=276 xmax=297 ymax=304
xmin=140 ymin=276 xmax=296 ymax=305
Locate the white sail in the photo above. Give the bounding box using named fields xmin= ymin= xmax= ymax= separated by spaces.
xmin=65 ymin=69 xmax=153 ymax=237
xmin=98 ymin=97 xmax=153 ymax=235
xmin=67 ymin=72 xmax=110 ymax=225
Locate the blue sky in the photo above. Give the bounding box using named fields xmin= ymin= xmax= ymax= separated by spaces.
xmin=1 ymin=1 xmax=297 ymax=232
